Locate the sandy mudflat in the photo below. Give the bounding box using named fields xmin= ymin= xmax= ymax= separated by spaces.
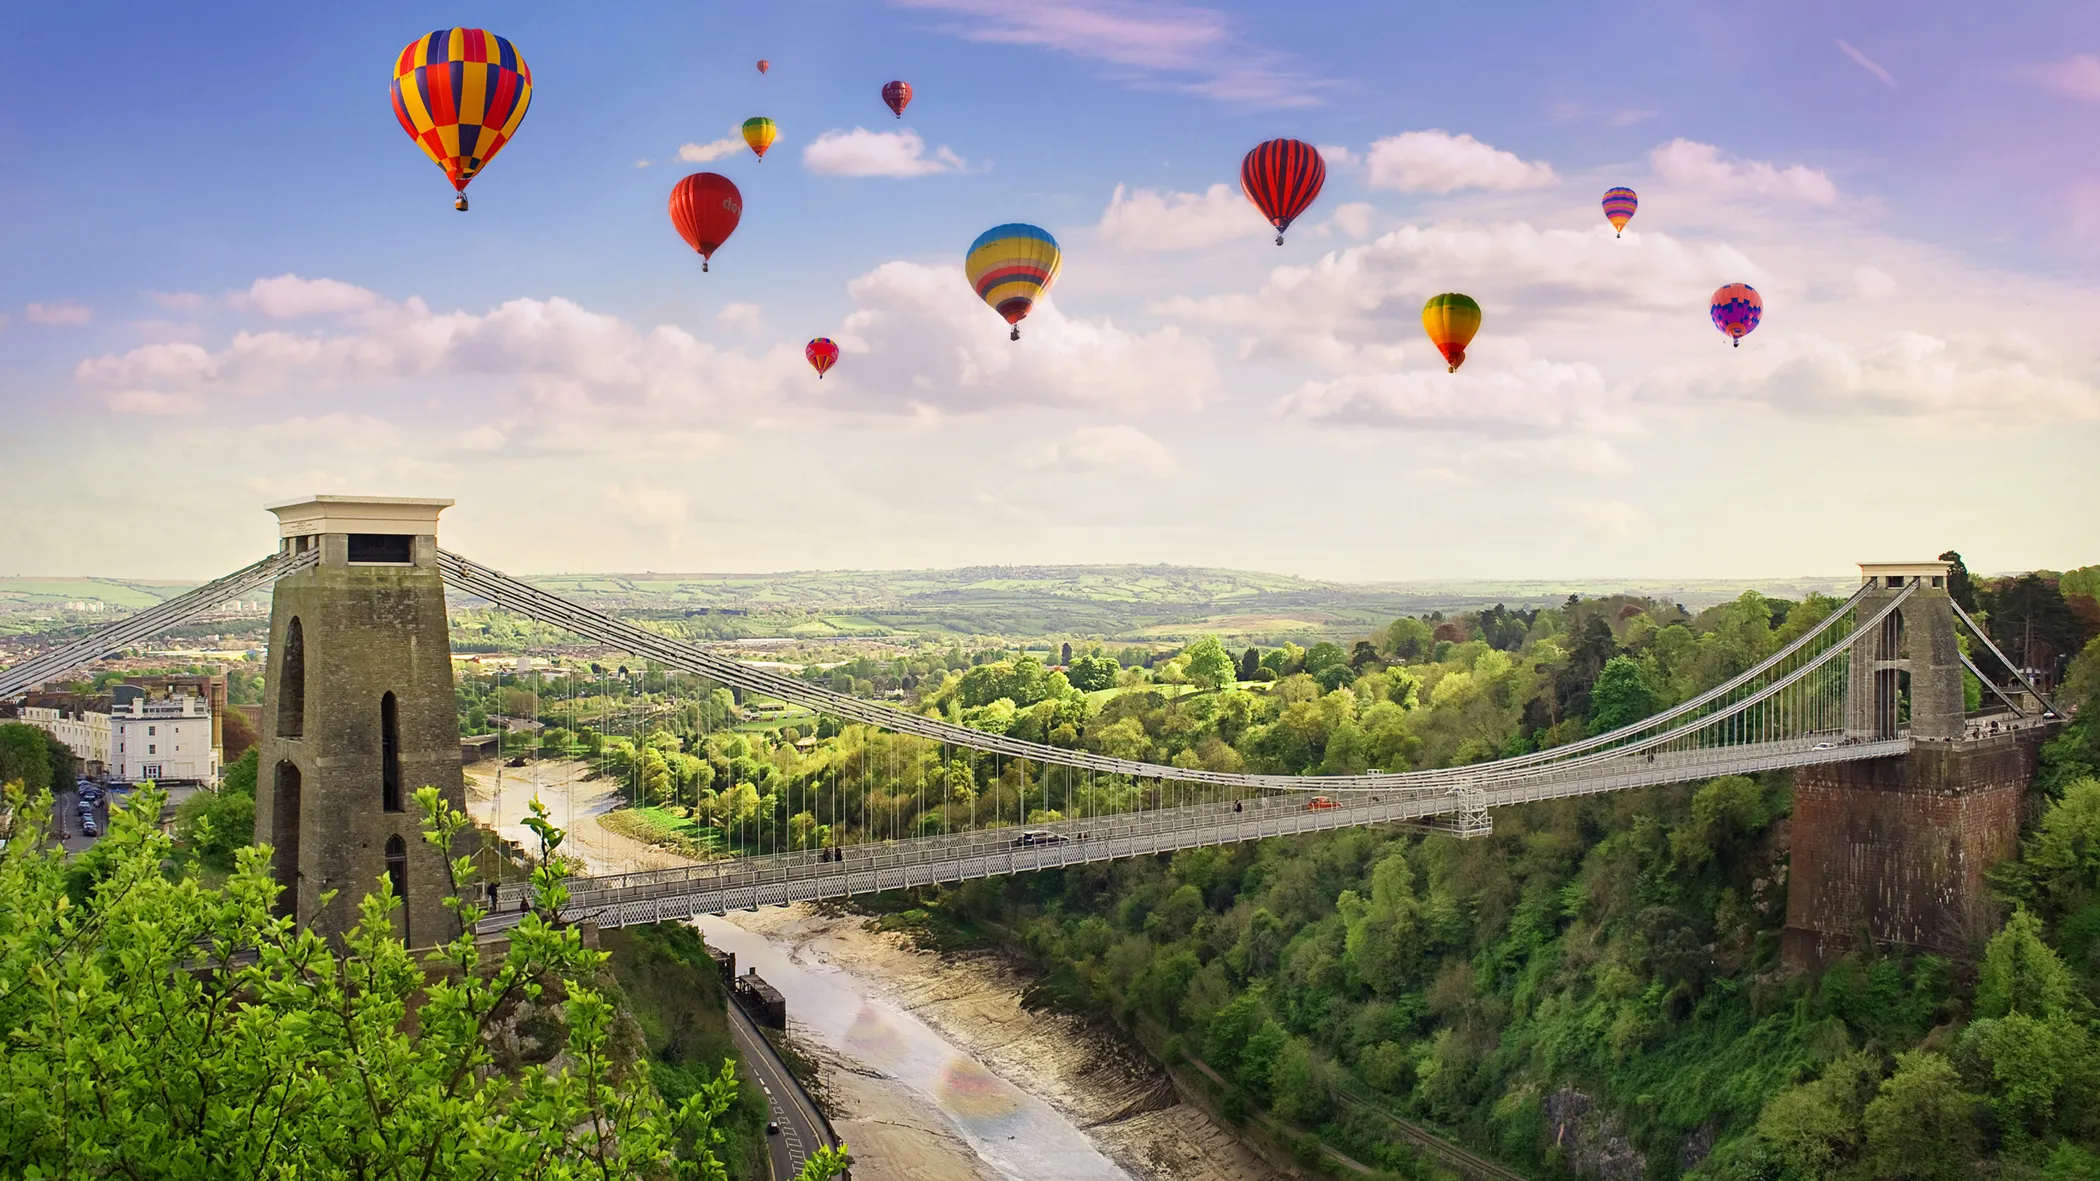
xmin=724 ymin=907 xmax=1275 ymax=1181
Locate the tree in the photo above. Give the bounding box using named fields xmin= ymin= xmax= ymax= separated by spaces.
xmin=1349 ymin=640 xmax=1381 ymax=670
xmin=1060 ymin=641 xmax=1073 ymax=665
xmin=0 ymin=723 xmax=54 ymax=795
xmin=1940 ymin=550 xmax=1979 ymax=614
xmin=1185 ymin=636 xmax=1237 ymax=691
xmin=0 ymin=783 xmax=849 ymax=1180
xmin=1588 ymin=655 xmax=1661 ymax=734
xmin=1386 ymin=617 xmax=1433 ymax=662
xmin=1302 ymin=642 xmax=1346 ymax=677
xmin=1975 ymin=908 xmax=2073 ymax=1019
xmin=1065 ymin=654 xmax=1119 ymax=692
xmin=1861 ymin=1051 xmax=1978 ymax=1181
xmin=1239 ymin=647 xmax=1261 ymax=682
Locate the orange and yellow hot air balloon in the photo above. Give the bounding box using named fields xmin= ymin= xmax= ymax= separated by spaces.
xmin=1422 ymin=293 xmax=1482 ymax=373
xmin=391 ymin=29 xmax=534 ymax=212
xmin=742 ymin=117 xmax=777 ymax=161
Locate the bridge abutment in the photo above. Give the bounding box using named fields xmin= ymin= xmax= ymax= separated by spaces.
xmin=254 ymin=496 xmax=470 ymax=945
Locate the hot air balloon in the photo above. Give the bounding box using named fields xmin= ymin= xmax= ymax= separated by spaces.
xmin=1241 ymin=139 xmax=1325 ymax=245
xmin=391 ymin=28 xmax=534 ymax=212
xmin=1602 ymin=187 xmax=1638 ymax=237
xmin=756 ymin=59 xmax=770 ymax=74
xmin=742 ymin=117 xmax=777 ymax=161
xmin=1710 ymin=283 xmax=1762 ymax=347
xmin=1422 ymin=293 xmax=1482 ymax=373
xmin=965 ymin=223 xmax=1061 ymax=341
xmin=882 ymin=80 xmax=912 ymax=119
xmin=669 ymin=173 xmax=743 ymax=272
xmin=806 ymin=337 xmax=840 ymax=379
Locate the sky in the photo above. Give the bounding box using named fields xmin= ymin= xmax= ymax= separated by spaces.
xmin=2 ymin=0 xmax=2098 ymax=584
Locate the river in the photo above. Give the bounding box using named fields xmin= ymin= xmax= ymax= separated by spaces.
xmin=699 ymin=908 xmax=1272 ymax=1181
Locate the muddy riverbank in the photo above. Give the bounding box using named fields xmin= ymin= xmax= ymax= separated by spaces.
xmin=713 ymin=907 xmax=1274 ymax=1181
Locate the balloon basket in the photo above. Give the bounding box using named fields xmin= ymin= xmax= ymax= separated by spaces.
xmin=1010 ymin=326 xmax=1020 ymax=341
xmin=455 ymin=195 xmax=469 ymax=212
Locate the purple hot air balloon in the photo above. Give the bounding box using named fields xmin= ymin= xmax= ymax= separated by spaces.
xmin=1710 ymin=283 xmax=1762 ymax=347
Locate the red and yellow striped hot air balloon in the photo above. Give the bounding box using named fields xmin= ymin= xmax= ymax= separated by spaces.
xmin=742 ymin=117 xmax=777 ymax=161
xmin=391 ymin=29 xmax=533 ymax=212
xmin=806 ymin=337 xmax=840 ymax=378
xmin=965 ymin=223 xmax=1061 ymax=341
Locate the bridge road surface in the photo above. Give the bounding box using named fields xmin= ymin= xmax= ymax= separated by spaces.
xmin=726 ymin=997 xmax=832 ymax=1180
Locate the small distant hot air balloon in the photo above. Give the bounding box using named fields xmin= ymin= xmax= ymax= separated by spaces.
xmin=391 ymin=28 xmax=534 ymax=212
xmin=669 ymin=173 xmax=743 ymax=272
xmin=1710 ymin=283 xmax=1762 ymax=347
xmin=965 ymin=223 xmax=1061 ymax=341
xmin=756 ymin=59 xmax=770 ymax=74
xmin=1602 ymin=187 xmax=1638 ymax=237
xmin=1422 ymin=293 xmax=1482 ymax=373
xmin=1241 ymin=139 xmax=1326 ymax=245
xmin=806 ymin=337 xmax=840 ymax=379
xmin=742 ymin=117 xmax=777 ymax=161
xmin=882 ymin=80 xmax=913 ymax=119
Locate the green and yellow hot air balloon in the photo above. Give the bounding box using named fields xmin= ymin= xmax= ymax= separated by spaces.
xmin=742 ymin=117 xmax=777 ymax=161
xmin=1421 ymin=293 xmax=1482 ymax=373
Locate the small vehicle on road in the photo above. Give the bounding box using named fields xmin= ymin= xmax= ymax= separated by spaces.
xmin=1305 ymin=796 xmax=1338 ymax=811
xmin=81 ymin=818 xmax=99 ymax=838
xmin=1012 ymin=830 xmax=1069 ymax=847
xmin=766 ymin=1120 xmax=780 ymax=1135
xmin=1812 ymin=742 xmax=1837 ymax=750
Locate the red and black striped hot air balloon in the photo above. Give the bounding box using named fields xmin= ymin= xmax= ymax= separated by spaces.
xmin=882 ymin=80 xmax=912 ymax=118
xmin=1241 ymin=138 xmax=1326 ymax=245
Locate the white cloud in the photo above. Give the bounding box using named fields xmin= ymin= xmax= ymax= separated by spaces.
xmin=838 ymin=261 xmax=1215 ymax=414
xmin=1649 ymin=139 xmax=1837 ymax=205
xmin=802 ymin=128 xmax=965 ymax=177
xmin=25 ymin=301 xmax=92 ymax=326
xmin=1317 ymin=144 xmax=1359 ymax=167
xmin=1024 ymin=425 xmax=1179 ymax=474
xmin=1325 ymin=202 xmax=1374 ymax=240
xmin=1365 ymin=131 xmax=1557 ymax=194
xmin=634 ymin=158 xmax=653 ymax=169
xmin=891 ymin=0 xmax=1327 ymax=108
xmin=2032 ymin=54 xmax=2100 ymax=102
xmin=1097 ymin=183 xmax=1265 ymax=251
xmin=231 ymin=274 xmax=383 ymax=318
xmin=104 ymin=390 xmax=203 ymax=416
xmin=1272 ymin=358 xmax=1615 ymax=437
xmin=714 ymin=302 xmax=765 ymax=335
xmin=677 ymin=135 xmax=744 ymax=164
xmin=1836 ymin=40 xmax=1897 ymax=89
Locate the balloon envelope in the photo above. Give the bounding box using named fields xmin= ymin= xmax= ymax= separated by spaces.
xmin=742 ymin=117 xmax=777 ymax=160
xmin=882 ymin=80 xmax=912 ymax=118
xmin=1421 ymin=293 xmax=1482 ymax=373
xmin=806 ymin=338 xmax=840 ymax=379
xmin=1710 ymin=283 xmax=1762 ymax=346
xmin=669 ymin=173 xmax=743 ymax=271
xmin=1602 ymin=187 xmax=1638 ymax=236
xmin=1240 ymin=139 xmax=1326 ymax=244
xmin=756 ymin=59 xmax=769 ymax=74
xmin=391 ymin=29 xmax=533 ymax=201
xmin=965 ymin=223 xmax=1062 ymax=340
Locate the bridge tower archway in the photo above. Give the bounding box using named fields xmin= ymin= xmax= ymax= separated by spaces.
xmin=1845 ymin=563 xmax=1965 ymax=742
xmin=253 ymin=495 xmax=470 ymax=943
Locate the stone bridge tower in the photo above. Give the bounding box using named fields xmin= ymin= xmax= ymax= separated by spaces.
xmin=255 ymin=496 xmax=470 ymax=944
xmin=1783 ymin=560 xmax=2046 ymax=968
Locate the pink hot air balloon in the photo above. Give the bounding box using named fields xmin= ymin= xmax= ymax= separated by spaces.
xmin=882 ymin=80 xmax=912 ymax=118
xmin=1709 ymin=283 xmax=1762 ymax=347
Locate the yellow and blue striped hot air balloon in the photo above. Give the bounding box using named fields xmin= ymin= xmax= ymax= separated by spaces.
xmin=964 ymin=223 xmax=1061 ymax=341
xmin=391 ymin=29 xmax=534 ymax=211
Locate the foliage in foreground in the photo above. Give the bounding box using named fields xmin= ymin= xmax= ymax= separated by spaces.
xmin=0 ymin=781 xmax=846 ymax=1180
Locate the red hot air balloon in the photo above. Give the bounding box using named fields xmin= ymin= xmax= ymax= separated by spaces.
xmin=882 ymin=80 xmax=912 ymax=119
xmin=669 ymin=173 xmax=742 ymax=272
xmin=806 ymin=337 xmax=840 ymax=379
xmin=1241 ymin=139 xmax=1326 ymax=245
xmin=756 ymin=59 xmax=769 ymax=74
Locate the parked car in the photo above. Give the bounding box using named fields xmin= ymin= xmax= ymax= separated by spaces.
xmin=81 ymin=818 xmax=99 ymax=838
xmin=1305 ymin=796 xmax=1339 ymax=811
xmin=77 ymin=786 xmax=103 ymax=804
xmin=766 ymin=1121 xmax=780 ymax=1136
xmin=1012 ymin=830 xmax=1068 ymax=847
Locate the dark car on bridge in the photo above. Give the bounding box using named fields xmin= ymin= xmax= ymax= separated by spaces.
xmin=1012 ymin=830 xmax=1069 ymax=847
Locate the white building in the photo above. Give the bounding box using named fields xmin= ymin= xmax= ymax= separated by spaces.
xmin=108 ymin=688 xmax=218 ymax=785
xmin=16 ymin=705 xmax=111 ymax=775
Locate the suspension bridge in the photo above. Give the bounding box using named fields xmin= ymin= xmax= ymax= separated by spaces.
xmin=0 ymin=496 xmax=2066 ymax=961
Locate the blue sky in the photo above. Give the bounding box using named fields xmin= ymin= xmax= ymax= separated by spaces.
xmin=3 ymin=1 xmax=2097 ymax=582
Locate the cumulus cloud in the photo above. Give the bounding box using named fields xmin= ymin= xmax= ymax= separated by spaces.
xmin=1024 ymin=425 xmax=1179 ymax=474
xmin=1649 ymin=139 xmax=1836 ymax=205
xmin=230 ymin=274 xmax=384 ymax=318
xmin=1365 ymin=131 xmax=1557 ymax=194
xmin=25 ymin=301 xmax=92 ymax=326
xmin=677 ymin=135 xmax=745 ymax=163
xmin=2031 ymin=54 xmax=2100 ymax=102
xmin=105 ymin=390 xmax=203 ymax=415
xmin=714 ymin=302 xmax=765 ymax=335
xmin=1272 ymin=358 xmax=1614 ymax=437
xmin=1097 ymin=182 xmax=1265 ymax=250
xmin=1317 ymin=144 xmax=1359 ymax=167
xmin=802 ymin=128 xmax=965 ymax=177
xmin=838 ymin=261 xmax=1215 ymax=413
xmin=892 ymin=0 xmax=1328 ymax=108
